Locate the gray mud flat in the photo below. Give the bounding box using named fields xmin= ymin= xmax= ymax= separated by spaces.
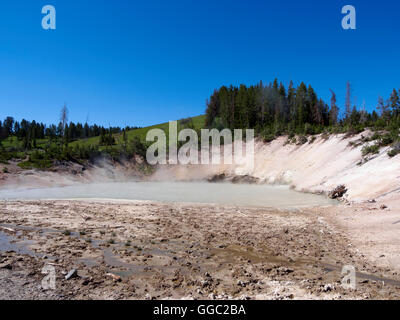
xmin=0 ymin=200 xmax=399 ymax=300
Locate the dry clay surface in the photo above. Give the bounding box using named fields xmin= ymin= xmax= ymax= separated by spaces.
xmin=1 ymin=200 xmax=400 ymax=300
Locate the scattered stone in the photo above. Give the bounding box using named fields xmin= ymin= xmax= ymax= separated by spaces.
xmin=237 ymin=280 xmax=246 ymax=287
xmin=0 ymin=262 xmax=12 ymax=269
xmin=323 ymin=284 xmax=334 ymax=292
xmin=65 ymin=269 xmax=78 ymax=280
xmin=277 ymin=267 xmax=294 ymax=275
xmin=106 ymin=273 xmax=122 ymax=282
xmin=0 ymin=226 xmax=15 ymax=233
xmin=231 ymin=175 xmax=259 ymax=184
xmin=329 ymin=185 xmax=347 ymax=199
xmin=207 ymin=173 xmax=226 ymax=183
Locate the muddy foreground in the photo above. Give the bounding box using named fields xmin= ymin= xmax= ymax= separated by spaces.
xmin=0 ymin=199 xmax=400 ymax=300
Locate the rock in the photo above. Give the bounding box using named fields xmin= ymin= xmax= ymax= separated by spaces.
xmin=0 ymin=226 xmax=15 ymax=233
xmin=0 ymin=262 xmax=12 ymax=270
xmin=329 ymin=185 xmax=347 ymax=199
xmin=380 ymin=204 xmax=388 ymax=210
xmin=277 ymin=267 xmax=294 ymax=275
xmin=237 ymin=280 xmax=246 ymax=287
xmin=65 ymin=269 xmax=78 ymax=280
xmin=231 ymin=175 xmax=259 ymax=184
xmin=207 ymin=173 xmax=226 ymax=183
xmin=201 ymin=280 xmax=210 ymax=288
xmin=323 ymin=284 xmax=334 ymax=292
xmin=106 ymin=273 xmax=122 ymax=282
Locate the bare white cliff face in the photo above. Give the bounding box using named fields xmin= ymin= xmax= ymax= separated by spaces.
xmin=228 ymin=133 xmax=400 ymax=202
xmin=153 ymin=131 xmax=400 ymax=202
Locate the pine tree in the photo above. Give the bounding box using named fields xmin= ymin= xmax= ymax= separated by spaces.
xmin=60 ymin=104 xmax=69 ymax=148
xmin=389 ymin=89 xmax=400 ymax=116
xmin=329 ymin=89 xmax=338 ymax=125
xmin=287 ymin=81 xmax=296 ymax=125
xmin=122 ymin=129 xmax=128 ymax=151
xmin=377 ymin=96 xmax=391 ymax=125
xmin=345 ymin=81 xmax=352 ymax=122
xmin=295 ymin=82 xmax=308 ymax=130
xmin=205 ymin=90 xmax=220 ymax=127
xmin=272 ymin=78 xmax=279 ymax=91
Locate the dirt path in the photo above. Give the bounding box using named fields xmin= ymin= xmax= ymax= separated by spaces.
xmin=0 ymin=200 xmax=399 ymax=300
xmin=321 ymin=195 xmax=400 ymax=277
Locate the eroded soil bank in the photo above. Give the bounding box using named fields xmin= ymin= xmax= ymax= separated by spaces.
xmin=1 ymin=200 xmax=399 ymax=300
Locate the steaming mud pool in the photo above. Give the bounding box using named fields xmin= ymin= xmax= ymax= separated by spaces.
xmin=0 ymin=181 xmax=337 ymax=209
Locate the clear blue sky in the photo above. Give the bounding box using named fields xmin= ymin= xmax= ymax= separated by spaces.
xmin=0 ymin=0 xmax=399 ymax=127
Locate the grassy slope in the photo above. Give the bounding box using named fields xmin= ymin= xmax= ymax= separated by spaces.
xmin=2 ymin=136 xmax=51 ymax=149
xmin=70 ymin=114 xmax=206 ymax=148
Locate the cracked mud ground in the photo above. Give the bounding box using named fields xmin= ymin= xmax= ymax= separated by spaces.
xmin=1 ymin=200 xmax=399 ymax=300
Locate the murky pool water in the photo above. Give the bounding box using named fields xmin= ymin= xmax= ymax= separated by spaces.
xmin=0 ymin=181 xmax=337 ymax=208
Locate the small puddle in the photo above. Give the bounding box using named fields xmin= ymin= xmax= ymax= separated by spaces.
xmin=1 ymin=223 xmax=177 ymax=279
xmin=0 ymin=231 xmax=37 ymax=257
xmin=212 ymin=244 xmax=400 ymax=288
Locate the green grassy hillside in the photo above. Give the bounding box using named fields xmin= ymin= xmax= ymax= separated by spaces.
xmin=70 ymin=114 xmax=206 ymax=148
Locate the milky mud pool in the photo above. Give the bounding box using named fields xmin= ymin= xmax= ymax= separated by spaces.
xmin=0 ymin=183 xmax=399 ymax=300
xmin=0 ymin=181 xmax=337 ymax=209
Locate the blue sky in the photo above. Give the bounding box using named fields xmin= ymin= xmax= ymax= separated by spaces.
xmin=0 ymin=0 xmax=399 ymax=127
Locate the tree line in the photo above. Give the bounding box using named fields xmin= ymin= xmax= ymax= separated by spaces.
xmin=0 ymin=105 xmax=148 ymax=168
xmin=205 ymin=79 xmax=400 ymax=138
xmin=0 ymin=116 xmax=138 ymax=149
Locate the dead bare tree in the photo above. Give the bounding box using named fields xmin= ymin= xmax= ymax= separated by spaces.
xmin=60 ymin=104 xmax=69 ymax=146
xmin=360 ymin=100 xmax=367 ymax=124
